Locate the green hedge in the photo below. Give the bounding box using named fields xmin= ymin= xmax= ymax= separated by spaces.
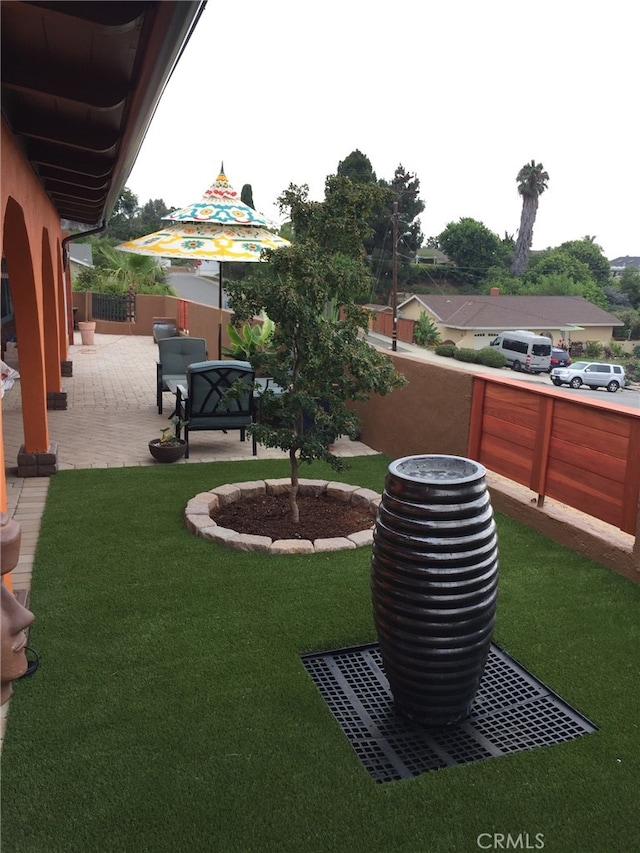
xmin=435 ymin=344 xmax=506 ymax=368
xmin=449 ymin=347 xmax=507 ymax=368
xmin=434 ymin=344 xmax=457 ymax=358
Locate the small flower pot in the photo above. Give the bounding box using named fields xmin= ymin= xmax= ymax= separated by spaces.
xmin=148 ymin=439 xmax=187 ymax=463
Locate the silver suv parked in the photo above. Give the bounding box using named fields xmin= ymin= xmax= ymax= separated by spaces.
xmin=550 ymin=361 xmax=626 ymax=393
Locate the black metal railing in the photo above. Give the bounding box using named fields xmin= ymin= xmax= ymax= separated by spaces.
xmin=91 ymin=292 xmax=135 ymax=322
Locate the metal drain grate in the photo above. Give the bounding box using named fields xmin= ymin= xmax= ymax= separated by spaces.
xmin=301 ymin=643 xmax=597 ymax=783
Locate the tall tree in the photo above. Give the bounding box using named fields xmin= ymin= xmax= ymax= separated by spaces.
xmin=510 ymin=160 xmax=549 ymax=276
xmin=134 ymin=198 xmax=172 ymax=237
xmin=337 ymin=149 xmax=377 ymax=184
xmin=369 ymin=164 xmax=425 ymax=301
xmin=107 ymin=188 xmax=139 ymax=240
xmin=241 ymin=184 xmax=255 ymax=209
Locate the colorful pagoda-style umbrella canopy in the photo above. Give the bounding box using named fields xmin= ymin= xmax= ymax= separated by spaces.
xmin=118 ymin=222 xmax=289 ymax=262
xmin=163 ymin=165 xmax=278 ymax=228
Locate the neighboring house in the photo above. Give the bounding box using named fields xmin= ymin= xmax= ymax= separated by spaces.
xmin=415 ymin=248 xmax=450 ymax=265
xmin=396 ymin=293 xmax=624 ymax=349
xmin=68 ymin=244 xmax=94 ymax=284
xmin=610 ymin=256 xmax=640 ymax=277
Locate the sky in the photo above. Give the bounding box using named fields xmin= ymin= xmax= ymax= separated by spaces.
xmin=127 ymin=0 xmax=639 ymax=261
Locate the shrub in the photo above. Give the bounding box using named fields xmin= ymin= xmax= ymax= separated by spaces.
xmin=435 ymin=344 xmax=457 ymax=358
xmin=413 ymin=312 xmax=442 ymax=347
xmin=476 ymin=347 xmax=507 ymax=368
xmin=625 ymin=361 xmax=640 ymax=383
xmin=609 ymin=342 xmax=625 ymax=358
xmin=453 ymin=348 xmax=480 ymax=363
xmin=585 ymin=341 xmax=603 ymax=358
xmin=633 ymin=344 xmax=640 ymax=358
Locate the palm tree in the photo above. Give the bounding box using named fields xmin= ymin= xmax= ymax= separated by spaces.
xmin=97 ymin=245 xmax=171 ymax=295
xmin=510 ymin=161 xmax=549 ymax=276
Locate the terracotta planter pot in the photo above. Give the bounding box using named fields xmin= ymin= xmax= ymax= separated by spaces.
xmin=371 ymin=454 xmax=499 ymax=727
xmin=78 ymin=321 xmax=96 ymax=346
xmin=148 ymin=439 xmax=187 ymax=463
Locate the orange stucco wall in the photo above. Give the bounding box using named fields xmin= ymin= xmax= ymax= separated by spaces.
xmin=353 ymin=348 xmax=474 ymax=459
xmin=1 ymin=119 xmax=69 ymax=511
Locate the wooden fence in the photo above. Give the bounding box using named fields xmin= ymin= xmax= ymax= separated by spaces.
xmin=468 ymin=375 xmax=640 ymax=535
xmin=370 ymin=310 xmax=416 ymax=344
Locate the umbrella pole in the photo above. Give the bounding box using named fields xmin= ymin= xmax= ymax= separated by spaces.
xmin=218 ymin=263 xmax=224 ymax=359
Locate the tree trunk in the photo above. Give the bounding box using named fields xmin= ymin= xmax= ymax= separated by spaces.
xmin=510 ymin=196 xmax=539 ymax=276
xmin=289 ymin=449 xmax=300 ymax=524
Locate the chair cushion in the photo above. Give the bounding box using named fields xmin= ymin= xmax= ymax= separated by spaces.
xmin=161 ymin=373 xmax=187 ymax=390
xmin=158 ymin=338 xmax=208 ymax=375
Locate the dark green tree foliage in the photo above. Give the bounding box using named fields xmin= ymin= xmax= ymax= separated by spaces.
xmin=225 ymin=177 xmax=406 ymax=522
xmin=136 ymin=198 xmax=172 ymax=236
xmin=438 ymin=218 xmax=509 ymax=286
xmin=485 ymin=248 xmax=607 ymax=307
xmin=618 ymin=266 xmax=640 ymax=308
xmin=337 ymin=149 xmax=378 ymax=184
xmin=105 ymin=189 xmax=173 ymax=241
xmin=559 ymin=238 xmax=611 ymax=287
xmin=369 ymin=164 xmax=425 ymax=301
xmin=241 ymin=184 xmax=255 ymax=209
xmin=107 ymin=188 xmax=139 ymax=240
xmin=526 ymin=249 xmax=595 ymax=285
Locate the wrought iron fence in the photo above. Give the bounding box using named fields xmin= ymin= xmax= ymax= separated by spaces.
xmin=91 ymin=292 xmax=135 ymax=322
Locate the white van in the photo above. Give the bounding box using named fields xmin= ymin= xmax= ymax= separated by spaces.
xmin=489 ymin=330 xmax=552 ymax=373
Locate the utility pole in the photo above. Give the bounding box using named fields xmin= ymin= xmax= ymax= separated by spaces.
xmin=391 ymin=201 xmax=398 ymax=352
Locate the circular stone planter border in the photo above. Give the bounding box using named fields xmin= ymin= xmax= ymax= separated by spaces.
xmin=184 ymin=478 xmax=381 ymax=554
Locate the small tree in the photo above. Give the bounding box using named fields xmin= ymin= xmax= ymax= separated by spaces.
xmin=413 ymin=312 xmax=441 ymax=347
xmin=225 ymin=177 xmax=407 ymax=522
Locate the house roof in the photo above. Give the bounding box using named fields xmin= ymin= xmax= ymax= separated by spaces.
xmin=365 ymin=303 xmax=393 ymax=313
xmin=397 ymin=295 xmax=623 ymax=330
xmin=68 ymin=244 xmax=93 ymax=265
xmin=1 ymin=1 xmax=206 ymax=226
xmin=610 ymin=256 xmax=640 ymax=270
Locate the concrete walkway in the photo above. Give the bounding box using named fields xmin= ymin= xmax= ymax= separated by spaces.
xmin=1 ymin=332 xmax=378 ymax=742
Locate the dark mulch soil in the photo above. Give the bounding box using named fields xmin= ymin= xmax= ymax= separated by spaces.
xmin=212 ymin=492 xmax=375 ymax=541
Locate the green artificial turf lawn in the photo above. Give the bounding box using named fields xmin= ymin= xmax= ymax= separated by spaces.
xmin=2 ymin=457 xmax=638 ymax=853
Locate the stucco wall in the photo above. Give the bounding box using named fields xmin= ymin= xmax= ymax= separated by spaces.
xmin=353 ymin=348 xmax=474 ymax=459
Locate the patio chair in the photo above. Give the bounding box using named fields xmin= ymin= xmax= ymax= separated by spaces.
xmin=156 ymin=337 xmax=207 ymax=414
xmin=175 ymin=361 xmax=256 ymax=458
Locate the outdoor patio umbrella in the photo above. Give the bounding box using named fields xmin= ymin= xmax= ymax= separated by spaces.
xmin=118 ymin=166 xmax=289 ymax=356
xmin=163 ymin=165 xmax=279 ymax=228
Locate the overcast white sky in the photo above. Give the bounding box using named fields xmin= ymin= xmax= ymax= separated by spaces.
xmin=127 ymin=0 xmax=638 ymax=261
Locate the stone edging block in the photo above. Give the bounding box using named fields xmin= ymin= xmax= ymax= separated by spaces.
xmin=184 ymin=479 xmax=380 ymax=554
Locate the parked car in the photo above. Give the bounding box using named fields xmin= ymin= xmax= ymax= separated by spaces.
xmin=489 ymin=330 xmax=552 ymax=373
xmin=547 ymin=347 xmax=572 ymax=372
xmin=550 ymin=361 xmax=626 ymax=392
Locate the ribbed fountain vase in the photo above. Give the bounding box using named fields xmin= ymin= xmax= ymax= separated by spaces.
xmin=371 ymin=455 xmax=499 ymax=727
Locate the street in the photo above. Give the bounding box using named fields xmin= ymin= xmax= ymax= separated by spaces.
xmin=167 ymin=271 xmax=222 ymax=308
xmin=368 ymin=333 xmax=640 ymax=412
